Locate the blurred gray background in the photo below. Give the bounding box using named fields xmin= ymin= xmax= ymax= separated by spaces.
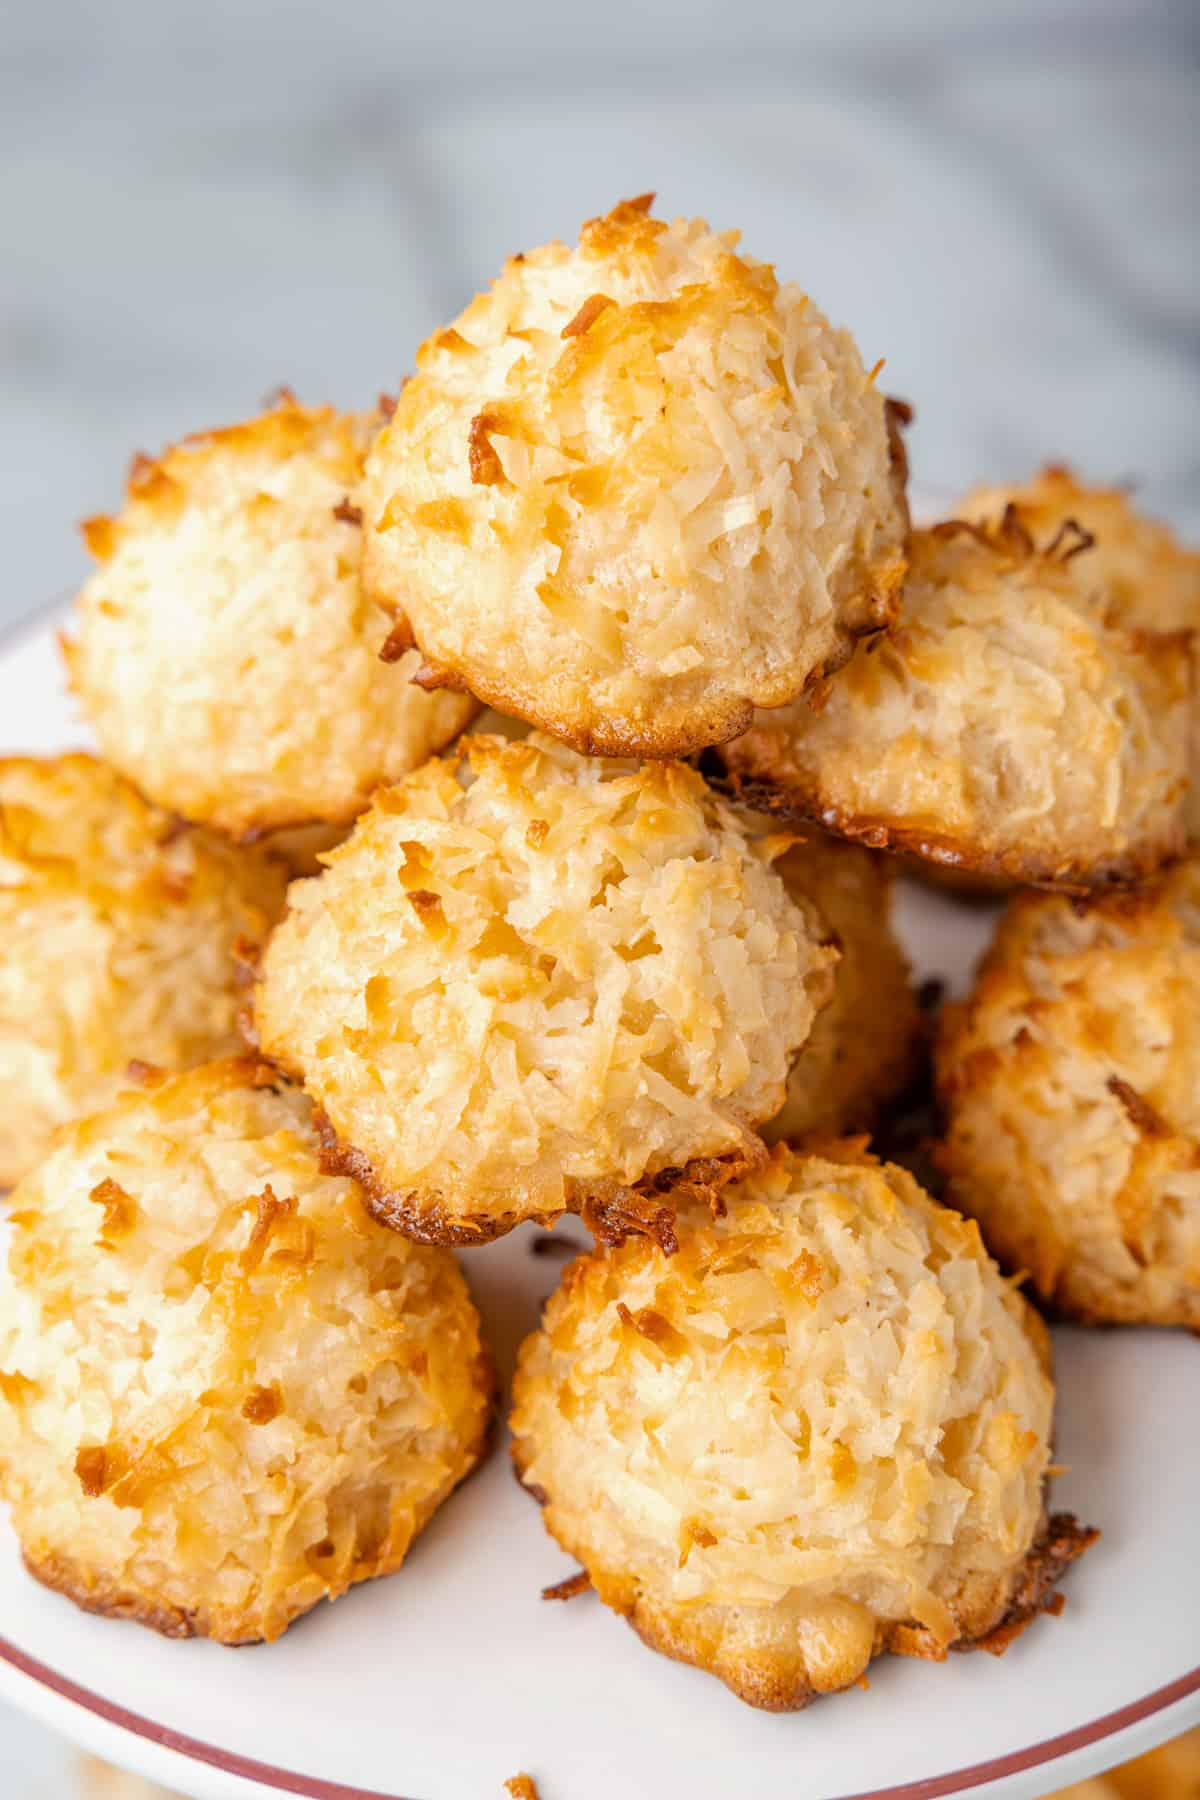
xmin=3 ymin=0 xmax=1199 ymax=641
xmin=1 ymin=0 xmax=1198 ymax=1791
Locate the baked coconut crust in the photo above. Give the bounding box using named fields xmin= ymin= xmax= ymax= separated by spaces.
xmin=362 ymin=196 xmax=909 ymax=759
xmin=719 ymin=514 xmax=1191 ymax=893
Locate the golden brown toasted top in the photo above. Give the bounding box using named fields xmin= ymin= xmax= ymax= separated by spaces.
xmin=255 ymin=734 xmax=836 ymax=1235
xmin=961 ymin=465 xmax=1200 ymax=634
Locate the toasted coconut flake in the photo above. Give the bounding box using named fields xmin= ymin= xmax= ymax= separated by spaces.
xmin=0 ymin=754 xmax=289 ymax=1190
xmin=69 ymin=398 xmax=477 ymax=835
xmin=0 ymin=1060 xmax=493 ymax=1645
xmin=541 ymin=1569 xmax=590 ymax=1601
xmin=937 ymin=861 xmax=1200 ymax=1326
xmin=512 ymin=1144 xmax=1083 ymax=1711
xmin=362 ymin=200 xmax=908 ymax=759
xmin=721 ymin=522 xmax=1190 ymax=891
xmin=256 ymin=735 xmax=834 ymax=1246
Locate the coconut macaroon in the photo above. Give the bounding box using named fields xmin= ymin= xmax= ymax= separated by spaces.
xmin=254 ymin=734 xmax=838 ymax=1248
xmin=511 ymin=1144 xmax=1093 ymax=1711
xmin=763 ymin=834 xmax=920 ymax=1143
xmin=361 ymin=195 xmax=909 ymax=758
xmin=65 ymin=395 xmax=477 ymax=837
xmin=0 ymin=1059 xmax=492 ymax=1644
xmin=962 ymin=465 xmax=1200 ymax=838
xmin=0 ymin=754 xmax=288 ymax=1190
xmin=720 ymin=515 xmax=1192 ymax=889
xmin=936 ymin=858 xmax=1200 ymax=1328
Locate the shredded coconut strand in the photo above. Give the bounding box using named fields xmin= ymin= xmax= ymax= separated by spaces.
xmin=256 ymin=735 xmax=836 ymax=1235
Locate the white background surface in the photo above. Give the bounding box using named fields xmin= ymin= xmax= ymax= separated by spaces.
xmin=1 ymin=1 xmax=1198 ymax=1792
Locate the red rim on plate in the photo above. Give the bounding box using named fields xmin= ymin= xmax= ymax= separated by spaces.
xmin=1 ymin=1632 xmax=1197 ymax=1800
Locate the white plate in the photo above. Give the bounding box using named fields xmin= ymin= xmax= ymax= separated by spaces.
xmin=0 ymin=610 xmax=1197 ymax=1800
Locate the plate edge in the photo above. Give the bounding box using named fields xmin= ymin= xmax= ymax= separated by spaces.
xmin=0 ymin=1629 xmax=1196 ymax=1800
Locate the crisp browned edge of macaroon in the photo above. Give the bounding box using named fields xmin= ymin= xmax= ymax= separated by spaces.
xmin=615 ymin=1510 xmax=1096 ymax=1712
xmin=21 ymin=1363 xmax=499 ymax=1646
xmin=22 ymin=1547 xmax=243 ymax=1644
xmin=22 ymin=1414 xmax=502 ymax=1652
xmin=410 ymin=657 xmax=762 ymax=762
xmin=715 ymin=507 xmax=1192 ymax=892
xmin=10 ymin=1052 xmax=498 ymax=1645
xmin=507 ymin=1157 xmax=1097 ymax=1709
xmin=312 ymin=1106 xmax=767 ymax=1254
xmin=402 ymin=543 xmax=904 ymax=762
xmin=710 ymin=766 xmax=1189 ymax=895
xmin=510 ymin=1421 xmax=1096 ymax=1711
xmin=365 ymin=214 xmax=913 ymax=759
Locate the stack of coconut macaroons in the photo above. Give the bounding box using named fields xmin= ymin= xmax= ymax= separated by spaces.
xmin=2 ymin=193 xmax=1197 ymax=1711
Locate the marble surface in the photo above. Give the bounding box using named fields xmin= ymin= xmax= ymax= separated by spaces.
xmin=2 ymin=0 xmax=1198 ymax=639
xmin=1 ymin=1 xmax=1197 ymax=1792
